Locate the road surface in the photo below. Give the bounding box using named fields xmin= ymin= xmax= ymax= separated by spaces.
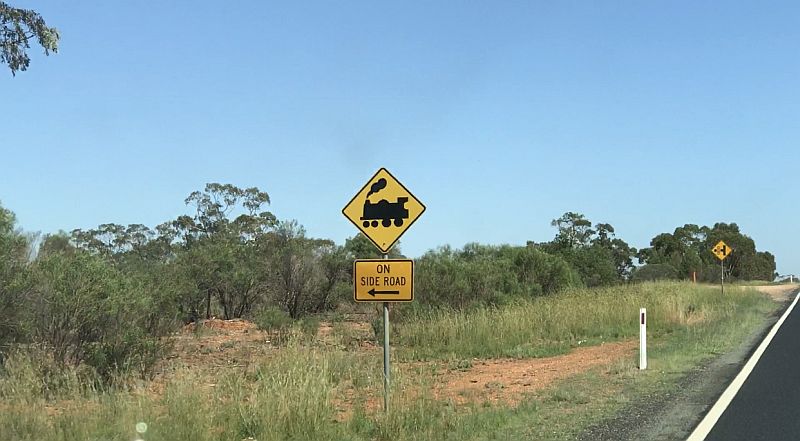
xmin=695 ymin=288 xmax=800 ymax=440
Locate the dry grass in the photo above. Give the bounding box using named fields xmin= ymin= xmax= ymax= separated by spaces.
xmin=0 ymin=281 xmax=779 ymax=440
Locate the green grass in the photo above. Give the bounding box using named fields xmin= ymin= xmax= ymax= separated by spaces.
xmin=395 ymin=281 xmax=761 ymax=360
xmin=0 ymin=282 xmax=779 ymax=440
xmin=482 ymin=284 xmax=778 ymax=440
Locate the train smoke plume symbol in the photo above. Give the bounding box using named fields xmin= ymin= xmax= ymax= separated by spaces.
xmin=367 ymin=178 xmax=387 ymax=198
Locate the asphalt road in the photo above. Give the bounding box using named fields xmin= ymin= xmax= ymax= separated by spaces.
xmin=703 ymin=293 xmax=800 ymax=440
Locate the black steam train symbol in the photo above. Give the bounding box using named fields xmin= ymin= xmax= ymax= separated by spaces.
xmin=361 ymin=197 xmax=409 ymax=228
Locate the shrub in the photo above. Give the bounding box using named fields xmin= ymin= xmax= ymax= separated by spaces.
xmin=0 ymin=348 xmax=98 ymax=401
xmin=254 ymin=306 xmax=293 ymax=332
xmin=27 ymin=251 xmax=171 ymax=381
xmin=414 ymin=244 xmax=580 ymax=309
xmin=631 ymin=263 xmax=680 ymax=282
xmin=0 ymin=204 xmax=31 ymax=355
xmin=296 ymin=316 xmax=320 ymax=339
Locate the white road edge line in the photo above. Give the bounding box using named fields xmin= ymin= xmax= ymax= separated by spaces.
xmin=686 ymin=291 xmax=800 ymax=441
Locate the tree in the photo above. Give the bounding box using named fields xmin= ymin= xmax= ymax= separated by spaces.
xmin=631 ymin=263 xmax=680 ymax=282
xmin=343 ymin=233 xmax=403 ymax=259
xmin=0 ymin=203 xmax=30 ymax=351
xmin=315 ymin=241 xmax=350 ymax=312
xmin=753 ymin=251 xmax=777 ymax=281
xmin=71 ymin=183 xmax=278 ymax=321
xmin=638 ymin=222 xmax=776 ymax=282
xmin=1 ymin=2 xmax=59 ymax=75
xmin=543 ymin=212 xmax=636 ymax=285
xmin=593 ymin=223 xmax=637 ymax=280
xmin=263 ymin=221 xmax=327 ymax=318
xmin=38 ymin=231 xmax=75 ymax=258
xmin=551 ymin=212 xmax=594 ymax=249
xmin=173 ymin=184 xmax=275 ymax=319
xmin=638 ymin=224 xmax=708 ymax=278
xmin=168 ymin=183 xmax=275 ymax=249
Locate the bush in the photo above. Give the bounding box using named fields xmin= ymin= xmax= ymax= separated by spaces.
xmin=631 ymin=263 xmax=680 ymax=282
xmin=414 ymin=244 xmax=580 ymax=309
xmin=27 ymin=251 xmax=172 ymax=381
xmin=370 ymin=315 xmax=384 ymax=343
xmin=254 ymin=306 xmax=293 ymax=332
xmin=0 ymin=204 xmax=31 ymax=355
xmin=85 ymin=328 xmax=171 ymax=381
xmin=0 ymin=348 xmax=98 ymax=401
xmin=296 ymin=316 xmax=320 ymax=339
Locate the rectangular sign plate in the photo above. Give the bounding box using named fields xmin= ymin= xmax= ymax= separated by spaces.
xmin=354 ymin=259 xmax=413 ymax=302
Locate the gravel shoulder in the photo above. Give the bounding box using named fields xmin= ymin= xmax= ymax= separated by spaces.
xmin=578 ymin=284 xmax=800 ymax=441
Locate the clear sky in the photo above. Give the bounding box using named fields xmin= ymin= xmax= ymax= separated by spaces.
xmin=1 ymin=1 xmax=798 ymax=275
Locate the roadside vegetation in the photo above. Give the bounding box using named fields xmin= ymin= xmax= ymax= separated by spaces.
xmin=395 ymin=281 xmax=768 ymax=360
xmin=0 ymin=186 xmax=785 ymax=439
xmin=0 ymin=282 xmax=781 ymax=440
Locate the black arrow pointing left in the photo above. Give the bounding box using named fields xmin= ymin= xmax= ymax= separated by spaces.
xmin=368 ymin=288 xmax=400 ymax=296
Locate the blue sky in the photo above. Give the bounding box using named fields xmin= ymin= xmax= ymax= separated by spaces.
xmin=1 ymin=1 xmax=798 ymax=275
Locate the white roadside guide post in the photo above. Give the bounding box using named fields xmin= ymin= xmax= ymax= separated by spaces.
xmin=639 ymin=308 xmax=647 ymax=370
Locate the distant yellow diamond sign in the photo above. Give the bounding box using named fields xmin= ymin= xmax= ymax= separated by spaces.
xmin=712 ymin=240 xmax=732 ymax=260
xmin=342 ymin=168 xmax=425 ymax=253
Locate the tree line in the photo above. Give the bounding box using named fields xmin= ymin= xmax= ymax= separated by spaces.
xmin=0 ymin=184 xmax=777 ymax=380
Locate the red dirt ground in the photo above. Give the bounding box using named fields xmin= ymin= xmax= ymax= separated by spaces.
xmin=165 ymin=318 xmax=639 ymax=413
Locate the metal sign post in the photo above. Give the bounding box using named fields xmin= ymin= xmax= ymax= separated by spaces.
xmin=343 ymin=168 xmax=425 ymax=414
xmin=383 ymin=255 xmax=390 ymax=412
xmin=352 ymin=257 xmax=413 ymax=411
xmin=712 ymin=240 xmax=732 ymax=295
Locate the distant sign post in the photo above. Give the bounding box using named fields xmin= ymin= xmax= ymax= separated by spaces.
xmin=712 ymin=240 xmax=732 ymax=294
xmin=712 ymin=241 xmax=731 ymax=261
xmin=343 ymin=168 xmax=424 ymax=413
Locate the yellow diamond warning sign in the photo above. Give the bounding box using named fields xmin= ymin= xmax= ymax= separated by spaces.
xmin=342 ymin=168 xmax=426 ymax=253
xmin=354 ymin=259 xmax=413 ymax=302
xmin=712 ymin=240 xmax=732 ymax=261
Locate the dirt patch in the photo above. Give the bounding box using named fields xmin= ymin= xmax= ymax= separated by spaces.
xmin=317 ymin=321 xmax=373 ymax=342
xmin=334 ymin=340 xmax=638 ymax=422
xmin=752 ymin=284 xmax=799 ymax=302
xmin=436 ymin=340 xmax=637 ymax=406
xmin=333 ymin=340 xmax=638 ymax=420
xmin=167 ymin=319 xmax=638 ymax=417
xmin=182 ymin=318 xmax=259 ymax=333
xmin=167 ymin=318 xmax=377 ymax=371
xmin=170 ymin=319 xmax=270 ymax=369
